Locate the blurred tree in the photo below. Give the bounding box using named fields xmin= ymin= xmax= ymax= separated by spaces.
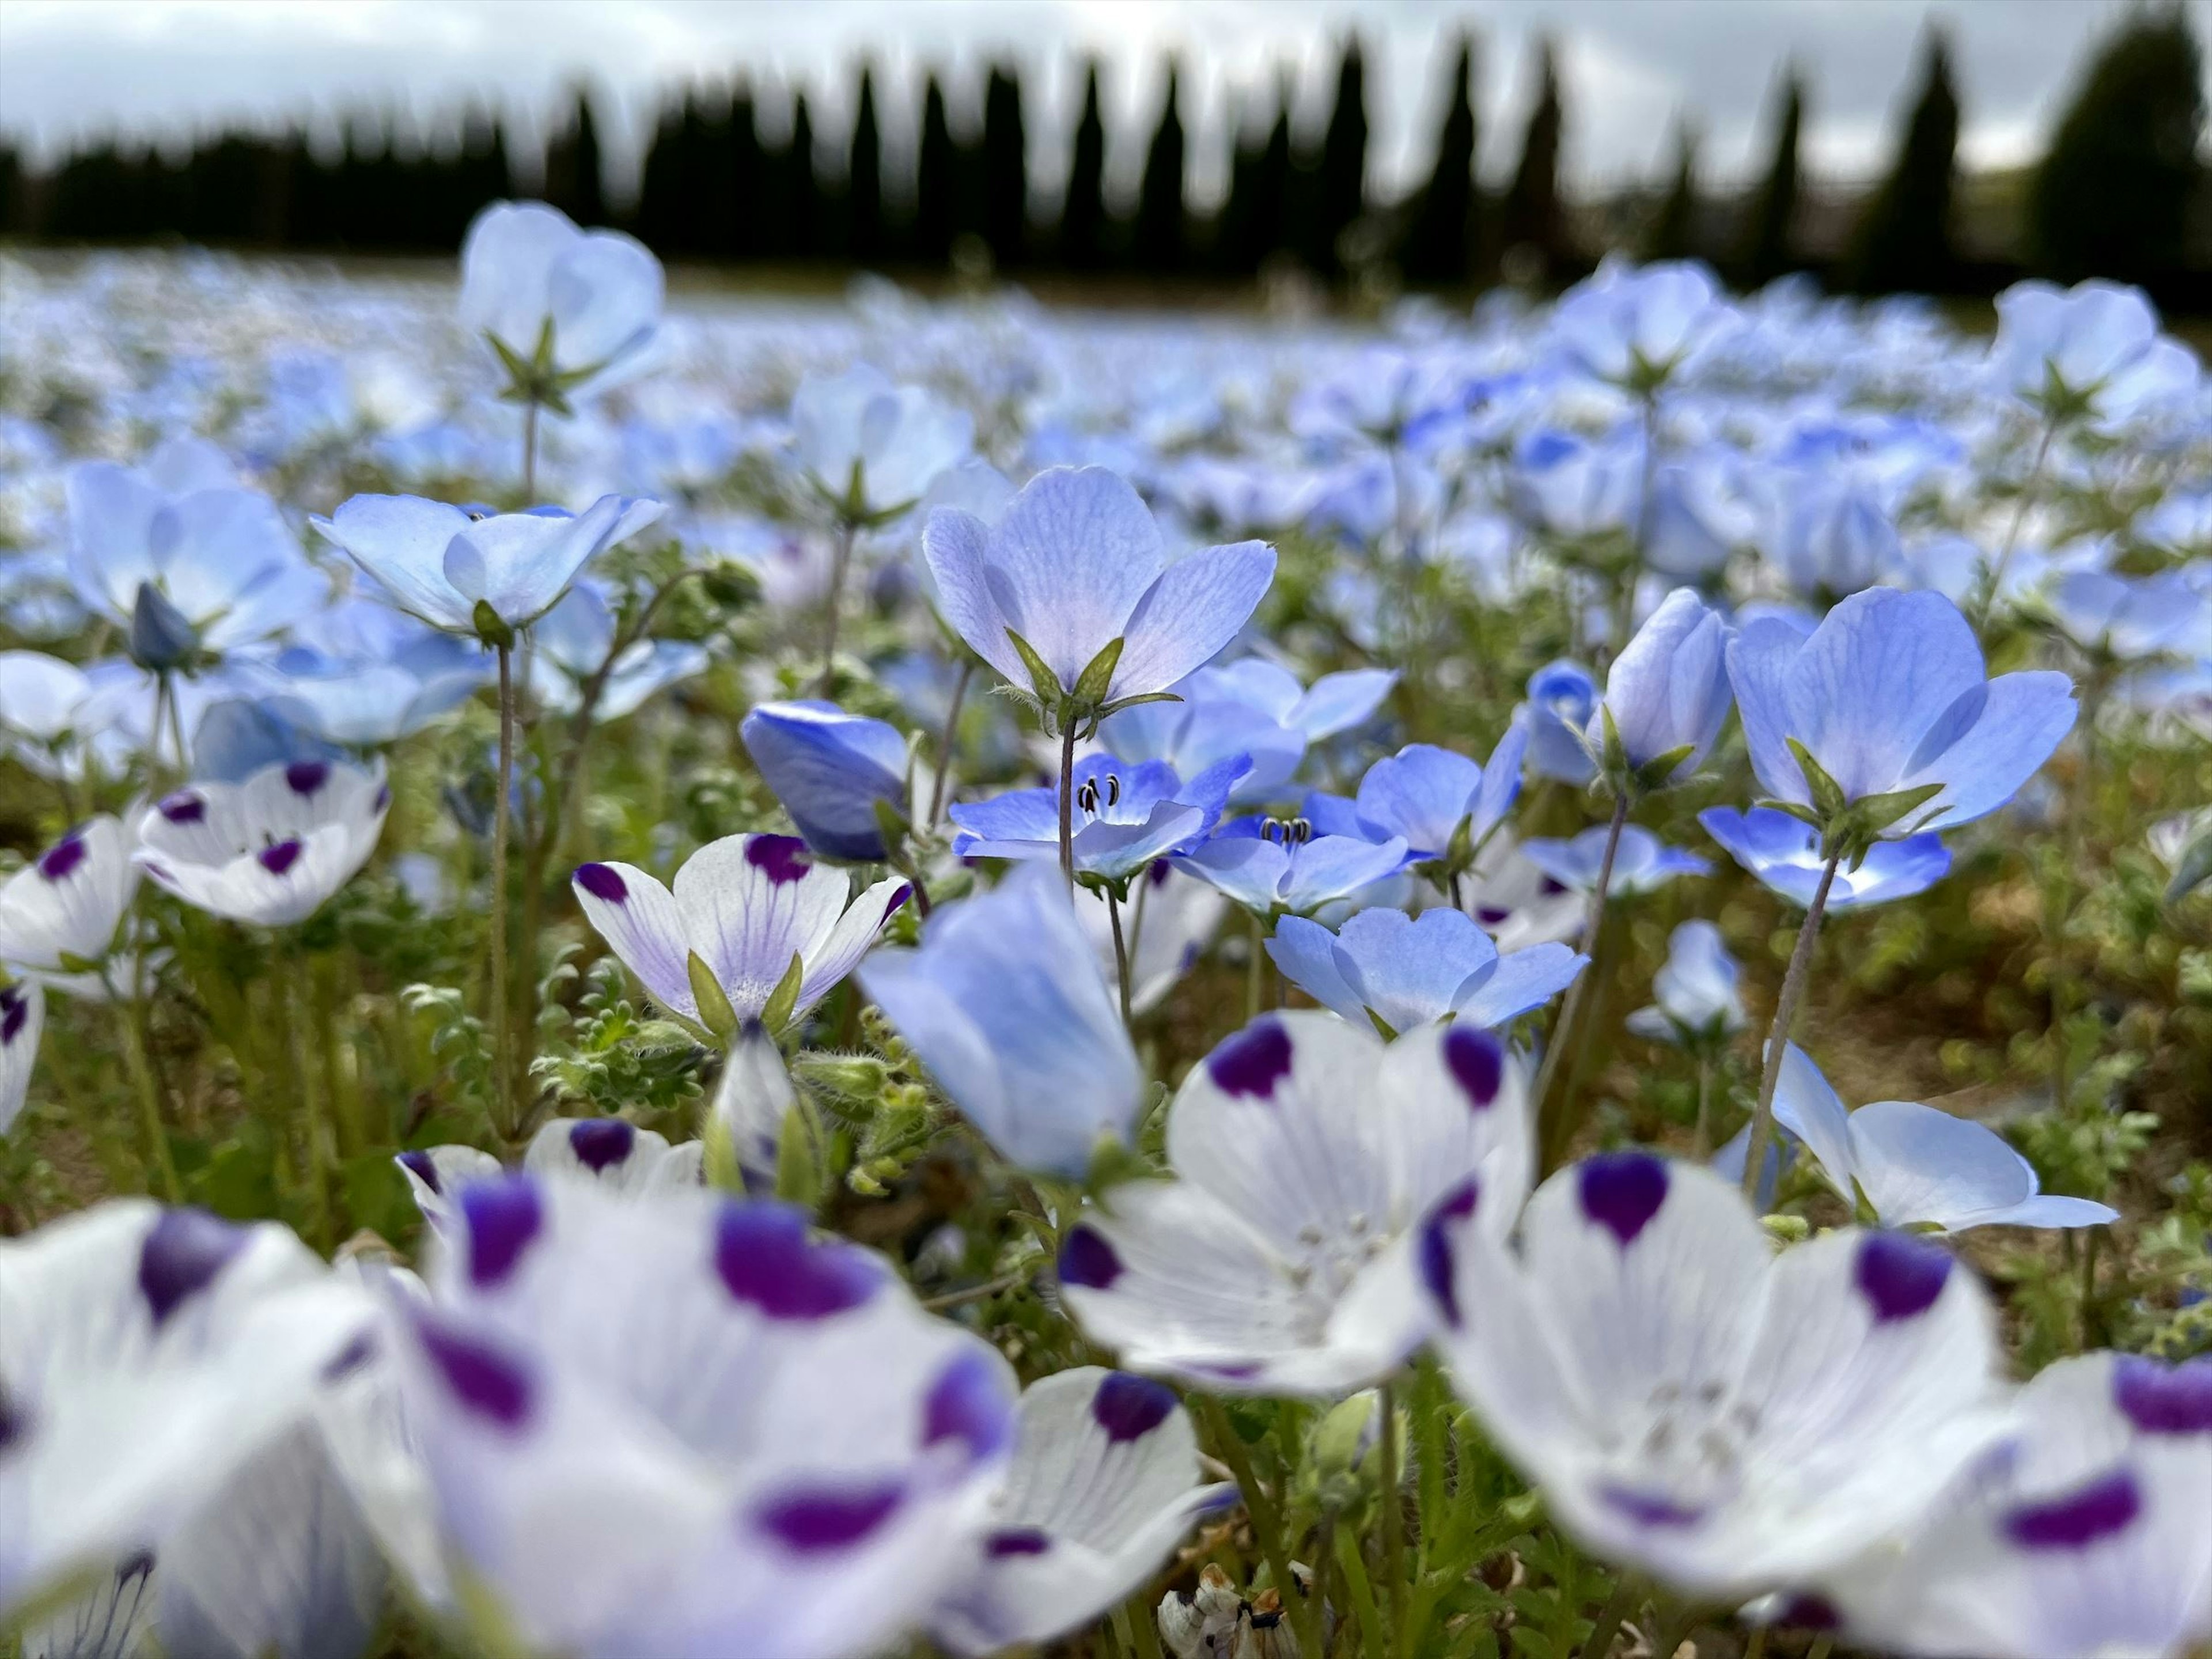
xmin=460 ymin=105 xmax=513 ymax=244
xmin=982 ymin=62 xmax=1028 ymax=266
xmin=1215 ymin=87 xmax=1266 ymax=275
xmin=544 ymin=85 xmax=607 ymax=227
xmin=1402 ymin=32 xmax=1478 ymax=285
xmin=849 ymin=63 xmax=885 ymax=264
xmin=719 ymin=83 xmax=761 ymax=259
xmin=1135 ymin=56 xmax=1187 ymax=272
xmin=1499 ymin=36 xmax=1567 ymax=283
xmin=1311 ymin=34 xmax=1369 ymax=272
xmin=1742 ymin=67 xmax=1804 ymax=287
xmin=0 ymin=141 xmax=20 ymax=237
xmin=914 ymin=72 xmax=957 ymax=266
xmin=768 ymin=91 xmax=821 ymax=260
xmin=636 ymin=96 xmax=687 ymax=255
xmin=1646 ymin=118 xmax=1701 ymax=262
xmin=2030 ymin=3 xmax=2206 ymax=290
xmin=1059 ymin=59 xmax=1109 ymax=270
xmin=1851 ymin=29 xmax=1959 ymax=296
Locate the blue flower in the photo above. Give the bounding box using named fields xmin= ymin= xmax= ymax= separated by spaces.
xmin=460 ymin=200 xmax=664 ymax=397
xmin=951 ymin=752 xmax=1245 ymax=885
xmin=1510 ymin=425 xmax=1642 ymax=541
xmin=1099 ymin=657 xmax=1394 ymax=806
xmin=791 ymin=365 xmax=973 ymax=519
xmin=1521 ymin=825 xmax=1709 ymax=896
xmin=1700 ymin=806 xmax=1950 ymax=911
xmin=1351 ymin=726 xmax=1527 ymax=864
xmin=314 ymin=493 xmax=665 ymax=639
xmin=741 ymin=700 xmax=911 ymax=863
xmin=1523 ymin=660 xmax=1599 ymax=783
xmin=1269 ymin=907 xmax=1584 ymax=1034
xmin=1625 ymin=921 xmax=1747 ymax=1046
xmin=1599 ymin=588 xmax=1733 ymax=787
xmin=859 ymin=866 xmax=1142 ymax=1176
xmin=1551 ymin=260 xmax=1730 ymax=389
xmin=530 ymin=584 xmax=708 ymax=719
xmin=248 ymin=599 xmax=487 ymax=745
xmin=922 ymin=466 xmax=1275 ymax=707
xmin=2042 ymin=569 xmax=2205 ymax=661
xmin=1178 ymin=815 xmax=1409 ymax=916
xmin=1727 ymin=588 xmax=2077 ymax=839
xmin=1991 ymin=278 xmax=2191 ymax=427
xmin=1755 ymin=469 xmax=1900 ymax=603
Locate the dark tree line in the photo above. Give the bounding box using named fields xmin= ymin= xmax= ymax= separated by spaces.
xmin=0 ymin=10 xmax=2203 ymax=301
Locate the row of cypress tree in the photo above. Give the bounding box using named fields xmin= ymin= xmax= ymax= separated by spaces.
xmin=0 ymin=8 xmax=2201 ymax=298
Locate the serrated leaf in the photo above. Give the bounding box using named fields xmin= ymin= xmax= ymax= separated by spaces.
xmin=687 ymin=951 xmax=738 ymax=1043
xmin=1786 ymin=738 xmax=1849 ymax=824
xmin=1071 ymin=635 xmax=1125 ymax=707
xmin=1003 ymin=627 xmax=1067 ymax=712
xmin=760 ymin=950 xmax=807 ymax=1037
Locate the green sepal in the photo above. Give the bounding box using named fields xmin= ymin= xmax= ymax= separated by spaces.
xmin=1003 ymin=628 xmax=1067 ymax=716
xmin=687 ymin=951 xmax=739 ymax=1044
xmin=870 ymin=797 xmax=911 ymax=863
xmin=1084 ymin=1131 xmax=1156 ymax=1198
xmin=1096 ymin=690 xmax=1183 ymax=719
xmin=1365 ymin=1008 xmax=1400 ymax=1041
xmin=1071 ymin=636 xmax=1126 ymax=709
xmin=759 ymin=950 xmax=807 ymax=1037
xmin=702 ymin=1112 xmax=747 ymax=1195
xmin=471 ymin=600 xmax=516 ymax=650
xmin=1849 ymin=782 xmax=1946 ymax=840
xmin=1787 ymin=738 xmax=1849 ymax=825
xmin=774 ymin=1101 xmax=823 ymax=1209
xmin=56 ymin=949 xmax=103 ymax=976
xmin=1630 ymin=741 xmax=1699 ymax=795
xmin=1756 ymin=797 xmax=1827 ymax=830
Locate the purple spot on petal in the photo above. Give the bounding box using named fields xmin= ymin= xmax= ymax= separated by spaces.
xmin=1092 ymin=1373 xmax=1176 ymax=1442
xmin=1420 ymin=1177 xmax=1481 ymax=1328
xmin=924 ymin=1349 xmax=1013 ymax=1461
xmin=1 ymin=988 xmax=26 ymax=1047
xmin=460 ymin=1177 xmax=543 ymax=1290
xmin=986 ymin=1527 xmax=1053 ymax=1558
xmin=257 ymin=839 xmax=304 ymax=876
xmin=2002 ymin=1467 xmax=2141 ymax=1551
xmin=745 ymin=835 xmax=812 ymax=886
xmin=1189 ymin=1361 xmax=1263 ymax=1381
xmin=715 ymin=1203 xmax=880 ymax=1318
xmin=139 ymin=1209 xmax=247 ymax=1328
xmin=1058 ymin=1225 xmax=1122 ymax=1290
xmin=567 ymin=1118 xmax=636 ymax=1173
xmin=36 ymin=835 xmax=86 ymax=882
xmin=1443 ymin=1026 xmax=1503 ymax=1109
xmin=1854 ymin=1232 xmax=1953 ymax=1324
xmin=882 ymin=883 xmax=912 ymax=922
xmin=322 ymin=1331 xmax=378 ymax=1382
xmin=417 ymin=1319 xmax=532 ymax=1430
xmin=285 ymin=760 xmax=330 ymax=796
xmin=1578 ymin=1153 xmax=1669 ymax=1247
xmin=157 ymin=791 xmax=205 ymax=824
xmin=756 ymin=1481 xmax=904 ymax=1552
xmin=1476 ymin=905 xmax=1510 ymax=926
xmin=1772 ymin=1596 xmax=1840 ymax=1631
xmin=1147 ymin=859 xmax=1173 ymax=889
xmin=2113 ymin=1355 xmax=2212 ymax=1435
xmin=1208 ymin=1018 xmax=1294 ymax=1099
xmin=0 ymin=1386 xmax=25 ymax=1456
xmin=1598 ymin=1483 xmax=1706 ymax=1529
xmin=574 ymin=862 xmax=627 ymax=903
xmin=397 ymin=1149 xmax=441 ymax=1194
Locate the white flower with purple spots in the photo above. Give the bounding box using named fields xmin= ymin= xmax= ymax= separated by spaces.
xmin=0 ymin=978 xmax=41 ymax=1138
xmin=133 ymin=759 xmax=389 ymax=928
xmin=0 ymin=1202 xmax=373 ymax=1623
xmin=0 ymin=816 xmax=140 ymax=982
xmin=931 ymin=1368 xmax=1236 ymax=1656
xmin=1820 ymin=1351 xmax=2212 ymax=1658
xmin=389 ymin=1173 xmax=1016 ymax=1659
xmin=1057 ymin=1012 xmax=1533 ymax=1397
xmin=395 ymin=1116 xmax=703 ymax=1234
xmin=1421 ymin=1153 xmax=2006 ymax=1597
xmin=571 ymin=833 xmax=907 ymax=1040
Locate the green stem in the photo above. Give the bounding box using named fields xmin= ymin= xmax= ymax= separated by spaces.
xmin=1379 ymin=1377 xmax=1406 ymax=1650
xmin=927 ymin=656 xmax=974 ymax=828
xmin=2081 ymin=1223 xmax=2103 ymax=1347
xmin=521 ymin=394 xmax=541 ymax=501
xmin=491 ymin=642 xmax=516 ymax=1144
xmin=274 ymin=954 xmax=332 ymax=1245
xmin=1691 ymin=1053 xmax=1713 ymax=1160
xmin=1195 ymin=1396 xmax=1319 ymax=1658
xmin=1108 ymin=889 xmax=1134 ymax=1029
xmin=1247 ymin=910 xmax=1266 ymax=1022
xmin=1334 ymin=1521 xmax=1386 ymax=1659
xmin=1057 ymin=716 xmax=1078 ymax=895
xmin=1741 ymin=850 xmax=1842 ymax=1206
xmin=816 ymin=516 xmax=857 ymax=694
xmin=1579 ymin=1573 xmax=1644 ymax=1659
xmin=1530 ymin=792 xmax=1630 ymax=1139
xmin=1975 ymin=416 xmax=2055 ymax=637
xmin=120 ymin=1000 xmax=181 ymax=1203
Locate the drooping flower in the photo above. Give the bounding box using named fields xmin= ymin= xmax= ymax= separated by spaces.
xmin=1058 ymin=1013 xmax=1533 ymax=1396
xmin=1521 ymin=825 xmax=1709 ymax=896
xmin=1770 ymin=1044 xmax=2117 ymax=1233
xmin=134 ymin=759 xmax=391 ymax=928
xmin=388 ymin=1176 xmax=1016 ymax=1659
xmin=313 ymin=493 xmax=665 ymax=641
xmin=1727 ymin=587 xmax=2077 ymax=841
xmin=1268 ymin=907 xmax=1584 ymax=1035
xmin=1699 ymin=806 xmax=1951 ymax=910
xmin=1596 ymin=588 xmax=1733 ymax=788
xmin=930 ymin=1368 xmax=1236 ymax=1656
xmin=791 ymin=365 xmax=974 ymax=520
xmin=459 ymin=200 xmax=664 ymax=398
xmin=1422 ymin=1153 xmax=2006 ymax=1597
xmin=1350 ymin=728 xmax=1527 ymax=866
xmin=951 ymin=753 xmax=1247 ymax=885
xmin=572 ymin=834 xmax=908 ymax=1040
xmin=1624 ymin=921 xmax=1747 ymax=1047
xmin=0 ymin=816 xmax=140 ymax=977
xmin=741 ymin=700 xmax=914 ymax=863
xmin=1522 ymin=659 xmax=1601 ymax=785
xmin=922 ymin=466 xmax=1275 ymax=711
xmin=859 ymin=866 xmax=1141 ymax=1177
xmin=1821 ymin=1351 xmax=2212 ymax=1659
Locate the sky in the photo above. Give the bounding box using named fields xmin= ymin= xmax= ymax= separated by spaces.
xmin=0 ymin=0 xmax=2169 ymax=206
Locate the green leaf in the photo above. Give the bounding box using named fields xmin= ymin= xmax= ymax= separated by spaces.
xmin=1786 ymin=738 xmax=1849 ymax=824
xmin=1598 ymin=703 xmax=1628 ymax=777
xmin=1003 ymin=627 xmax=1067 ymax=713
xmin=687 ymin=951 xmax=739 ymax=1043
xmin=1070 ymin=635 xmax=1125 ymax=708
xmin=759 ymin=950 xmax=807 ymax=1037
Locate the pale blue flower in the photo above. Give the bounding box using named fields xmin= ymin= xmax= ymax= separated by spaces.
xmin=2043 ymin=569 xmax=2205 ymax=661
xmin=1756 ymin=470 xmax=1900 ymax=603
xmin=1523 ymin=660 xmax=1599 ymax=783
xmin=1510 ymin=426 xmax=1642 ymax=541
xmin=1991 ymin=279 xmax=2190 ymax=427
xmin=741 ymin=700 xmax=911 ymax=863
xmin=1699 ymin=806 xmax=1951 ymax=910
xmin=1178 ymin=817 xmax=1409 ymax=916
xmin=1269 ymin=907 xmax=1584 ymax=1034
xmin=1099 ymin=657 xmax=1393 ymax=806
xmin=1598 ymin=588 xmax=1733 ymax=786
xmin=460 ymin=200 xmax=664 ymax=395
xmin=1521 ymin=825 xmax=1709 ymax=897
xmin=791 ymin=365 xmax=973 ymax=519
xmin=1351 ymin=728 xmax=1527 ymax=863
xmin=528 ymin=584 xmax=708 ymax=719
xmin=1625 ymin=920 xmax=1746 ymax=1045
xmin=1551 ymin=260 xmax=1730 ymax=389
xmin=250 ymin=600 xmax=487 ymax=745
xmin=950 ymin=753 xmax=1245 ymax=885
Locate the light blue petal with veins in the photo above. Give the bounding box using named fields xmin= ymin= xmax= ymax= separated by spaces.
xmin=1266 ymin=916 xmax=1367 ymax=1024
xmin=1109 ymin=540 xmax=1278 ymax=700
xmin=1453 ymin=943 xmax=1587 ymax=1028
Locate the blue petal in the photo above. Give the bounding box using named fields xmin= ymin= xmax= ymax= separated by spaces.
xmin=1266 ymin=915 xmax=1366 ymax=1024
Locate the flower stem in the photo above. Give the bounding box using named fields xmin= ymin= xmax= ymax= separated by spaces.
xmin=1530 ymin=792 xmax=1630 ymax=1138
xmin=521 ymin=395 xmax=541 ymax=501
xmin=1056 ymin=716 xmax=1078 ymax=895
xmin=1692 ymin=1052 xmax=1713 ymax=1160
xmin=816 ymin=516 xmax=857 ymax=695
xmin=1195 ymin=1396 xmax=1319 ymax=1659
xmin=119 ymin=999 xmax=181 ymax=1204
xmin=1975 ymin=416 xmax=2055 ymax=637
xmin=1247 ymin=910 xmax=1266 ymax=1022
xmin=1379 ymin=1376 xmax=1406 ymax=1648
xmin=1108 ymin=888 xmax=1134 ymax=1029
xmin=491 ymin=641 xmax=516 ymax=1143
xmin=1580 ymin=1572 xmax=1644 ymax=1659
xmin=927 ymin=657 xmax=973 ymax=828
xmin=1741 ymin=849 xmax=1842 ymax=1205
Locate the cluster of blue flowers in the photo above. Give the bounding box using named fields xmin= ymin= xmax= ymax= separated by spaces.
xmin=1 ymin=206 xmax=2209 ymax=1659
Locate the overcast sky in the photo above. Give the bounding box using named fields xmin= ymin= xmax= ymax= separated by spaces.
xmin=0 ymin=0 xmax=2173 ymax=205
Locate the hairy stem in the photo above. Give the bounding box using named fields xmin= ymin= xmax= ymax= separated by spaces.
xmin=927 ymin=656 xmax=974 ymax=828
xmin=816 ymin=516 xmax=857 ymax=694
xmin=1108 ymin=889 xmax=1134 ymax=1029
xmin=1741 ymin=850 xmax=1842 ymax=1205
xmin=1580 ymin=1573 xmax=1645 ymax=1659
xmin=1057 ymin=717 xmax=1078 ymax=895
xmin=1530 ymin=792 xmax=1630 ymax=1135
xmin=491 ymin=642 xmax=516 ymax=1143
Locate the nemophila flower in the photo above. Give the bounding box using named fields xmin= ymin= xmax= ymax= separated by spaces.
xmin=0 ymin=649 xmax=119 ymax=778
xmin=67 ymin=437 xmax=326 ymax=667
xmin=1422 ymin=1153 xmax=2005 ymax=1597
xmin=1074 ymin=864 xmax=1227 ymax=1018
xmin=930 ymin=1368 xmax=1236 ymax=1656
xmin=861 ymin=866 xmax=1140 ymax=1177
xmin=922 ymin=466 xmax=1275 ymax=714
xmin=1990 ymin=279 xmax=2190 ymax=427
xmin=134 ymin=759 xmax=390 ymax=928
xmin=1103 ymin=657 xmax=1396 ymax=805
xmin=1644 ymin=457 xmax=1743 ymax=581
xmin=1771 ymin=1043 xmax=2116 ymax=1233
xmin=703 ymin=1022 xmax=801 ymax=1197
xmin=1625 ymin=921 xmax=1747 ymax=1047
xmin=460 ymin=200 xmax=664 ymax=402
xmin=188 ymin=697 xmax=343 ymax=789
xmin=1728 ymin=588 xmax=2077 ymax=844
xmin=1269 ymin=908 xmax=1585 ymax=1036
xmin=1597 ymin=588 xmax=1733 ymax=789
xmin=2138 ymin=484 xmax=2212 ymax=558
xmin=1700 ymin=806 xmax=1951 ymax=910
xmin=527 ymin=582 xmax=708 ymax=721
xmin=791 ymin=365 xmax=974 ymax=521
xmin=313 ymin=493 xmax=665 ymax=642
xmin=952 ymin=753 xmax=1247 ymax=885
xmin=0 ymin=816 xmax=139 ymax=977
xmin=1755 ymin=470 xmax=1902 ymax=604
xmin=1459 ymin=834 xmax=1588 ymax=953
xmin=1058 ymin=1014 xmax=1533 ymax=1396
xmin=389 ymin=1176 xmax=1016 ymax=1659
xmin=1551 ymin=260 xmax=1729 ymax=390
xmin=1524 ymin=659 xmax=1600 ymax=784
xmin=1823 ymin=1351 xmax=2212 ymax=1659
xmin=1351 ymin=728 xmax=1527 ymax=866
xmin=1522 ymin=825 xmax=1709 ymax=896
xmin=397 ymin=1116 xmax=705 ymax=1236
xmin=1177 ymin=815 xmax=1410 ymax=918
xmin=1510 ymin=425 xmax=1643 ymax=541
xmin=741 ymin=700 xmax=912 ymax=863
xmin=1 ymin=980 xmax=41 ymax=1136
xmin=2041 ymin=569 xmax=2206 ymax=662
xmin=573 ymin=834 xmax=908 ymax=1041
xmin=0 ymin=1202 xmax=372 ymax=1623
xmin=249 ymin=598 xmax=487 ymax=747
